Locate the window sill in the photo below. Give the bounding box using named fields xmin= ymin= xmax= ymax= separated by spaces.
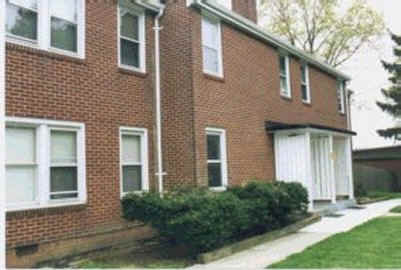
xmin=280 ymin=94 xmax=292 ymax=101
xmin=118 ymin=67 xmax=148 ymax=78
xmin=6 ymin=41 xmax=86 ymax=65
xmin=120 ymin=190 xmax=149 ymax=199
xmin=204 ymin=72 xmax=225 ymax=83
xmin=210 ymin=187 xmax=227 ymax=192
xmin=302 ymin=101 xmax=312 ymax=107
xmin=6 ymin=200 xmax=87 ymax=215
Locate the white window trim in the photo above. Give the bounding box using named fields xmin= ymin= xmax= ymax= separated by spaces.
xmin=337 ymin=80 xmax=345 ymax=114
xmin=301 ymin=64 xmax=311 ymax=103
xmin=279 ymin=55 xmax=291 ymax=98
xmin=119 ymin=127 xmax=149 ymax=197
xmin=206 ymin=127 xmax=228 ymax=191
xmin=202 ymin=15 xmax=224 ymax=78
xmin=117 ymin=1 xmax=146 ymax=73
xmin=49 ymin=127 xmax=80 ymax=201
xmin=5 ymin=117 xmax=86 ymax=212
xmin=5 ymin=0 xmax=86 ymax=59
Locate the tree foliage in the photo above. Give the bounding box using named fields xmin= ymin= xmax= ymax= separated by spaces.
xmin=376 ymin=33 xmax=401 ymax=142
xmin=259 ymin=0 xmax=385 ymax=67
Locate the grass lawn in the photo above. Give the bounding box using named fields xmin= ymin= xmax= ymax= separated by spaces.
xmin=390 ymin=206 xmax=401 ymax=213
xmin=78 ymin=247 xmax=195 ymax=269
xmin=269 ymin=217 xmax=401 ymax=269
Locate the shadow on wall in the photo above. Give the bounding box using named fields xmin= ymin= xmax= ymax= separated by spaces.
xmin=353 ymin=164 xmax=400 ymax=195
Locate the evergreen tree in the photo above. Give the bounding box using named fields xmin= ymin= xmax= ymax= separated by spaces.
xmin=377 ymin=33 xmax=401 ymax=142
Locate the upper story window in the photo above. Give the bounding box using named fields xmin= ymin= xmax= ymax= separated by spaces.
xmin=215 ymin=0 xmax=232 ymax=10
xmin=206 ymin=128 xmax=228 ymax=191
xmin=301 ymin=64 xmax=311 ymax=103
xmin=6 ymin=0 xmax=38 ymax=41
xmin=202 ymin=16 xmax=223 ymax=78
xmin=279 ymin=55 xmax=291 ymax=98
xmin=118 ymin=0 xmax=146 ymax=73
xmin=5 ymin=0 xmax=85 ymax=58
xmin=337 ymin=81 xmax=346 ymax=114
xmin=120 ymin=127 xmax=149 ymax=196
xmin=50 ymin=0 xmax=79 ymax=53
xmin=5 ymin=118 xmax=86 ymax=211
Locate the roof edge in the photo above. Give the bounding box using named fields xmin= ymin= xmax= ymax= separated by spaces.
xmin=265 ymin=121 xmax=357 ymax=136
xmin=191 ymin=0 xmax=351 ymax=81
xmin=134 ymin=0 xmax=165 ymax=12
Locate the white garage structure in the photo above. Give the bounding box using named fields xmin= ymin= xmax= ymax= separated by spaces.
xmin=267 ymin=122 xmax=356 ymax=211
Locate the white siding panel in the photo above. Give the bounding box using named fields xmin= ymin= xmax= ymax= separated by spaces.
xmin=274 ymin=134 xmax=308 ymax=187
xmin=311 ymin=137 xmax=332 ymax=200
xmin=334 ymin=138 xmax=348 ymax=195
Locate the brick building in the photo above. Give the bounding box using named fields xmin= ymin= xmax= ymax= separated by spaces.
xmin=3 ymin=0 xmax=355 ymax=266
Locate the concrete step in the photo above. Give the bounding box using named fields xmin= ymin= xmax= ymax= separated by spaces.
xmin=313 ymin=199 xmax=357 ymax=216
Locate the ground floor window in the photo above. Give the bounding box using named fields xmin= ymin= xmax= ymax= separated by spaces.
xmin=206 ymin=128 xmax=228 ymax=190
xmin=120 ymin=127 xmax=149 ymax=195
xmin=5 ymin=117 xmax=86 ymax=211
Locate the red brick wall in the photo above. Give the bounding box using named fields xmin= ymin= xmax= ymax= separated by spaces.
xmin=5 ymin=0 xmax=349 ymax=264
xmin=6 ymin=2 xmax=156 ymax=249
xmin=232 ymin=0 xmax=258 ymax=23
xmin=160 ymin=0 xmax=198 ymax=188
xmin=189 ymin=14 xmax=348 ymax=187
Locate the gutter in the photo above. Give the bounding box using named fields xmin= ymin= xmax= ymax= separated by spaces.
xmin=135 ymin=0 xmax=165 ymax=13
xmin=153 ymin=6 xmax=167 ymax=193
xmin=190 ymin=0 xmax=351 ymax=81
xmin=0 ymin=0 xmax=6 ymax=267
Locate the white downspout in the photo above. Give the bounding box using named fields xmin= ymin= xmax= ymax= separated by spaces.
xmin=0 ymin=0 xmax=7 ymax=267
xmin=154 ymin=8 xmax=166 ymax=194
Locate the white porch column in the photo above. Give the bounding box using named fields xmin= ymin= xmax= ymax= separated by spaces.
xmin=346 ymin=137 xmax=355 ymax=199
xmin=329 ymin=135 xmax=336 ymax=203
xmin=0 ymin=0 xmax=7 ymax=267
xmin=305 ymin=132 xmax=314 ymax=211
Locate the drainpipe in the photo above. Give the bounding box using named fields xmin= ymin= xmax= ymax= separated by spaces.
xmin=154 ymin=7 xmax=166 ymax=194
xmin=0 ymin=0 xmax=7 ymax=267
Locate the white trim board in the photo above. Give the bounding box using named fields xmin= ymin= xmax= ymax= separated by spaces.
xmin=0 ymin=0 xmax=6 ymax=266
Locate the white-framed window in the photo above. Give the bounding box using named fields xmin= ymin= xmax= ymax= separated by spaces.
xmin=50 ymin=129 xmax=79 ymax=200
xmin=118 ymin=0 xmax=146 ymax=73
xmin=337 ymin=80 xmax=345 ymax=114
xmin=279 ymin=55 xmax=291 ymax=98
xmin=202 ymin=16 xmax=223 ymax=77
xmin=5 ymin=117 xmax=86 ymax=211
xmin=5 ymin=0 xmax=85 ymax=58
xmin=301 ymin=64 xmax=311 ymax=103
xmin=120 ymin=127 xmax=149 ymax=196
xmin=206 ymin=128 xmax=228 ymax=190
xmin=215 ymin=0 xmax=232 ymax=10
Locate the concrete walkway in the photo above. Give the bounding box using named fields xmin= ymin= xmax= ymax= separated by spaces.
xmin=188 ymin=199 xmax=401 ymax=269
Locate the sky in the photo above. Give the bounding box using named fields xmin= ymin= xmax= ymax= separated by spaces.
xmin=342 ymin=0 xmax=401 ymax=150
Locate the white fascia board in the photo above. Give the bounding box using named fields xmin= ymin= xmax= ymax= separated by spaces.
xmin=134 ymin=0 xmax=165 ymax=12
xmin=191 ymin=0 xmax=351 ymax=81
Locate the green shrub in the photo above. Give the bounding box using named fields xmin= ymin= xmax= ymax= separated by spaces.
xmin=122 ymin=181 xmax=309 ymax=254
xmin=354 ymin=182 xmax=368 ymax=198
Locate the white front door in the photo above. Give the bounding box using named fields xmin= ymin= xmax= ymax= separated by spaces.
xmin=334 ymin=138 xmax=349 ymax=196
xmin=311 ymin=137 xmax=333 ymax=200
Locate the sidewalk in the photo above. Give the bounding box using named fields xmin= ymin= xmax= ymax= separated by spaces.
xmin=188 ymin=199 xmax=401 ymax=269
